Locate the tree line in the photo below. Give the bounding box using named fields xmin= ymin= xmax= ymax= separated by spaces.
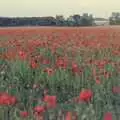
xmin=109 ymin=12 xmax=120 ymax=25
xmin=0 ymin=12 xmax=120 ymax=27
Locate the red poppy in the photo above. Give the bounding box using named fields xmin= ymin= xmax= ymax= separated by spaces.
xmin=72 ymin=63 xmax=79 ymax=74
xmin=9 ymin=96 xmax=17 ymax=105
xmin=34 ymin=106 xmax=45 ymax=114
xmin=30 ymin=60 xmax=38 ymax=69
xmin=0 ymin=93 xmax=17 ymax=106
xmin=104 ymin=112 xmax=112 ymax=120
xmin=20 ymin=111 xmax=29 ymax=118
xmin=44 ymin=95 xmax=57 ymax=109
xmin=18 ymin=51 xmax=27 ymax=60
xmin=56 ymin=58 xmax=67 ymax=69
xmin=79 ymin=89 xmax=93 ymax=102
xmin=65 ymin=112 xmax=72 ymax=120
xmin=0 ymin=93 xmax=11 ymax=105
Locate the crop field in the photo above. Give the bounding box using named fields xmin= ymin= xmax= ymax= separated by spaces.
xmin=0 ymin=26 xmax=120 ymax=120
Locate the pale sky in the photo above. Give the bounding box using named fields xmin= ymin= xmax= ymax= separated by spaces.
xmin=0 ymin=0 xmax=120 ymax=18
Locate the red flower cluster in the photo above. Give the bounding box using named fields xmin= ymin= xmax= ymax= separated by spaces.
xmin=0 ymin=92 xmax=17 ymax=106
xmin=20 ymin=106 xmax=45 ymax=118
xmin=79 ymin=89 xmax=93 ymax=102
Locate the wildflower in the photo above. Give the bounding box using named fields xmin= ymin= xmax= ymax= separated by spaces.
xmin=34 ymin=106 xmax=45 ymax=114
xmin=30 ymin=60 xmax=38 ymax=69
xmin=79 ymin=89 xmax=93 ymax=102
xmin=0 ymin=93 xmax=11 ymax=105
xmin=104 ymin=112 xmax=112 ymax=120
xmin=9 ymin=96 xmax=17 ymax=105
xmin=72 ymin=63 xmax=79 ymax=74
xmin=0 ymin=92 xmax=17 ymax=106
xmin=20 ymin=111 xmax=29 ymax=118
xmin=18 ymin=51 xmax=26 ymax=60
xmin=65 ymin=112 xmax=72 ymax=120
xmin=44 ymin=95 xmax=57 ymax=109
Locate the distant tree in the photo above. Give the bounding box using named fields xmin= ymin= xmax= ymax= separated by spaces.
xmin=67 ymin=16 xmax=75 ymax=26
xmin=0 ymin=17 xmax=56 ymax=26
xmin=67 ymin=13 xmax=94 ymax=27
xmin=0 ymin=14 xmax=95 ymax=27
xmin=109 ymin=12 xmax=120 ymax=25
xmin=56 ymin=15 xmax=65 ymax=26
xmin=80 ymin=13 xmax=94 ymax=26
xmin=88 ymin=14 xmax=94 ymax=26
xmin=72 ymin=14 xmax=81 ymax=26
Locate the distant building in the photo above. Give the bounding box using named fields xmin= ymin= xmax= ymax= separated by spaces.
xmin=93 ymin=18 xmax=109 ymax=26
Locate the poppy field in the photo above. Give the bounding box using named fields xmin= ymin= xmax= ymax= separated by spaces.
xmin=0 ymin=26 xmax=120 ymax=120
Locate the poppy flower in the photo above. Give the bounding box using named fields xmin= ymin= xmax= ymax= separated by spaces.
xmin=0 ymin=92 xmax=17 ymax=106
xmin=65 ymin=112 xmax=72 ymax=120
xmin=72 ymin=63 xmax=79 ymax=74
xmin=79 ymin=89 xmax=93 ymax=102
xmin=56 ymin=58 xmax=67 ymax=69
xmin=20 ymin=111 xmax=29 ymax=118
xmin=18 ymin=51 xmax=27 ymax=60
xmin=30 ymin=60 xmax=38 ymax=69
xmin=44 ymin=95 xmax=57 ymax=109
xmin=104 ymin=112 xmax=112 ymax=120
xmin=34 ymin=106 xmax=45 ymax=114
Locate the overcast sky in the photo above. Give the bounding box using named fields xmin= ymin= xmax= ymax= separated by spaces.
xmin=0 ymin=0 xmax=120 ymax=18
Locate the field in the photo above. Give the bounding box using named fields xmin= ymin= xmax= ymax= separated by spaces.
xmin=0 ymin=26 xmax=120 ymax=120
